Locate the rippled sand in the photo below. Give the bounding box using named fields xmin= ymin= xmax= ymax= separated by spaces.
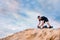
xmin=1 ymin=28 xmax=60 ymax=40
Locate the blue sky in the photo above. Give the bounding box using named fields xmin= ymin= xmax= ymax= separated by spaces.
xmin=0 ymin=0 xmax=60 ymax=38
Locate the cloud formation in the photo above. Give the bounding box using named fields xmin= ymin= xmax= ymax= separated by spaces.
xmin=0 ymin=0 xmax=60 ymax=38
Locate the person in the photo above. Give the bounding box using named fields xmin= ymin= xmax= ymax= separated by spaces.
xmin=37 ymin=16 xmax=52 ymax=28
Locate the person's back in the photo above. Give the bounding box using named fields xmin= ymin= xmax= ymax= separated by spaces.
xmin=40 ymin=16 xmax=49 ymax=23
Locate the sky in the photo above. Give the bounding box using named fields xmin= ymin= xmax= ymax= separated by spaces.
xmin=0 ymin=0 xmax=60 ymax=38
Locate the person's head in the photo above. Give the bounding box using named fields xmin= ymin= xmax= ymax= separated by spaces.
xmin=37 ymin=16 xmax=41 ymax=19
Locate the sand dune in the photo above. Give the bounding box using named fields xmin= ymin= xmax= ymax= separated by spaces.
xmin=0 ymin=28 xmax=60 ymax=40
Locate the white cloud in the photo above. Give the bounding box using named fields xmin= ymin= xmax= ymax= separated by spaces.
xmin=7 ymin=25 xmax=20 ymax=30
xmin=7 ymin=0 xmax=19 ymax=12
xmin=37 ymin=0 xmax=60 ymax=10
xmin=12 ymin=13 xmax=20 ymax=19
xmin=0 ymin=31 xmax=4 ymax=34
xmin=0 ymin=0 xmax=19 ymax=14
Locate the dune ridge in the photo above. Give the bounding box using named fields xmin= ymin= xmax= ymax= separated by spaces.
xmin=0 ymin=28 xmax=60 ymax=40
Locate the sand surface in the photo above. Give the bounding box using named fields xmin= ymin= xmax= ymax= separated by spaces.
xmin=0 ymin=28 xmax=60 ymax=40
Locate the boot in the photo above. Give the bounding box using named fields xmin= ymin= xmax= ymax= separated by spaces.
xmin=49 ymin=26 xmax=53 ymax=28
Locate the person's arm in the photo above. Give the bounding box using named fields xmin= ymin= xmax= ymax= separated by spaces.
xmin=40 ymin=21 xmax=44 ymax=27
xmin=38 ymin=21 xmax=40 ymax=26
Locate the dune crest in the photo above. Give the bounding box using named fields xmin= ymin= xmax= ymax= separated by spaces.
xmin=1 ymin=28 xmax=60 ymax=40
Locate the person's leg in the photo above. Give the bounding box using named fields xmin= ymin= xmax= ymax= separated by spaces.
xmin=47 ymin=22 xmax=53 ymax=28
xmin=46 ymin=22 xmax=51 ymax=27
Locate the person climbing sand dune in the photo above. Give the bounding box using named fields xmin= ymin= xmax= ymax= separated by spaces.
xmin=37 ymin=16 xmax=53 ymax=29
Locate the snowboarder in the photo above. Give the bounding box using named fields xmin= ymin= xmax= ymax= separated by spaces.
xmin=37 ymin=16 xmax=53 ymax=28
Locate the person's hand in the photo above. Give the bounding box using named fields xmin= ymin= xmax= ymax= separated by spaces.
xmin=37 ymin=25 xmax=41 ymax=28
